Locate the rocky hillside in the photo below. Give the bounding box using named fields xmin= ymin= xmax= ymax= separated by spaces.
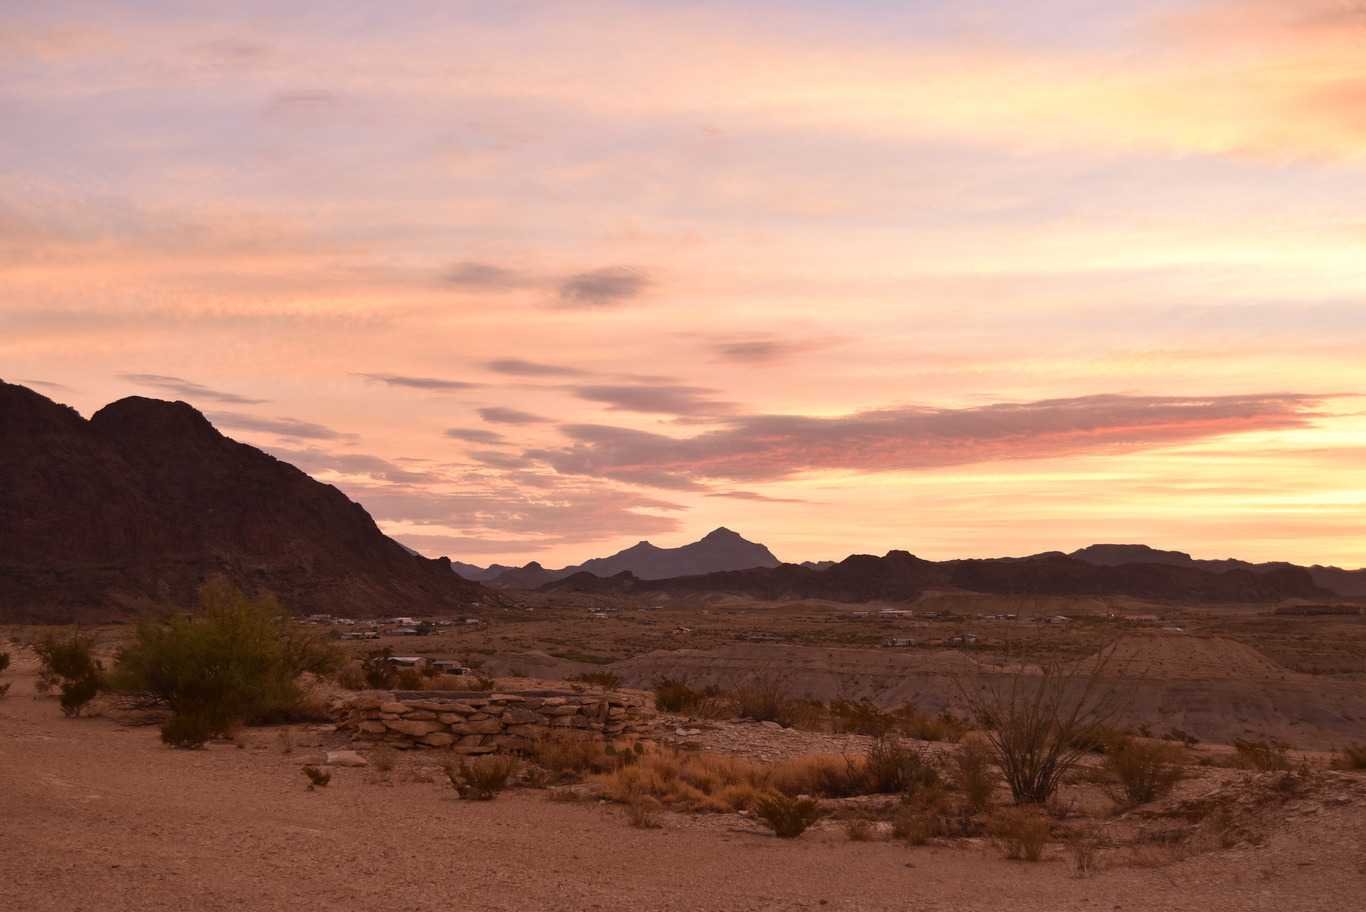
xmin=0 ymin=381 xmax=491 ymax=622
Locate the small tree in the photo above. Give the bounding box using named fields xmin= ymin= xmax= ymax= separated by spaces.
xmin=33 ymin=627 xmax=104 ymax=717
xmin=111 ymin=580 xmax=347 ymax=746
xmin=959 ymin=647 xmax=1130 ymax=805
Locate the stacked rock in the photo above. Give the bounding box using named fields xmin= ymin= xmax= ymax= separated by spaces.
xmin=330 ymin=690 xmax=651 ymax=753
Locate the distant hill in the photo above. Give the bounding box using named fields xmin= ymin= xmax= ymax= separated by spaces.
xmin=0 ymin=381 xmax=492 ymax=622
xmin=477 ymin=527 xmax=782 ymax=589
xmin=1062 ymin=543 xmax=1366 ymax=596
xmin=538 ymin=548 xmax=1337 ymax=605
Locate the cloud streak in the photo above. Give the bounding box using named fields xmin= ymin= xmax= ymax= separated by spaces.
xmin=540 ymin=393 xmax=1329 ymax=488
xmin=208 ymin=411 xmax=348 ymax=440
xmin=122 ymin=373 xmax=267 ymax=405
xmin=356 ymin=373 xmax=479 ymax=391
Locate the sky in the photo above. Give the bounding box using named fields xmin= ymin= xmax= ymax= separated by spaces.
xmin=4 ymin=0 xmax=1366 ymax=571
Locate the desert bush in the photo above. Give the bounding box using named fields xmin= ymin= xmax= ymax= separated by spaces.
xmin=568 ymin=671 xmax=621 ymax=691
xmin=652 ymin=677 xmax=706 ymax=713
xmin=530 ymin=733 xmax=610 ymax=778
xmin=1066 ymin=823 xmax=1101 ymax=877
xmin=834 ymin=807 xmax=876 ymax=841
xmin=988 ymin=806 xmax=1052 ymax=861
xmin=830 ymin=699 xmax=896 ymax=736
xmin=958 ymin=649 xmax=1130 ymax=805
xmin=952 ymin=736 xmax=999 ymax=811
xmin=1103 ymin=738 xmax=1184 ymax=807
xmin=393 ymin=667 xmax=424 ymax=690
xmin=861 ymin=735 xmax=939 ymax=796
xmin=449 ymin=756 xmax=516 ymax=800
xmin=892 ymin=801 xmax=938 ymax=845
xmin=1333 ymin=744 xmax=1366 ymax=770
xmin=0 ymin=681 xmax=10 ymax=699
xmin=110 ymin=580 xmax=347 ymax=746
xmin=0 ymin=651 xmax=10 ymax=673
xmin=732 ymin=674 xmax=803 ymax=727
xmin=625 ymin=797 xmax=664 ymax=829
xmin=1161 ymin=727 xmax=1199 ymax=747
xmin=302 ymin=765 xmax=332 ymax=789
xmin=755 ymin=793 xmax=822 ymax=838
xmin=335 ymin=665 xmax=366 ymax=690
xmin=893 ymin=705 xmax=969 ymax=742
xmin=1232 ymin=738 xmax=1291 ymax=771
xmin=369 ymin=742 xmax=398 ymax=772
xmin=33 ymin=627 xmax=105 ymax=717
xmin=360 ymin=648 xmax=397 ymax=689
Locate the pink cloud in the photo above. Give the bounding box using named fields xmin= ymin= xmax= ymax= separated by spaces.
xmin=537 ymin=393 xmax=1328 ymax=488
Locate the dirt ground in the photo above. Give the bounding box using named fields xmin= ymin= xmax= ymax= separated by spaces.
xmin=3 ymin=652 xmax=1365 ymax=912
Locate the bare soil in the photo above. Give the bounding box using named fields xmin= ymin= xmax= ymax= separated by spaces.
xmin=3 ymin=649 xmax=1365 ymax=912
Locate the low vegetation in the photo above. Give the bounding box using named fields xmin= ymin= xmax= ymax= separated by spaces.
xmin=110 ymin=580 xmax=347 ymax=747
xmin=33 ymin=627 xmax=104 ymax=717
xmin=755 ymin=793 xmax=822 ymax=838
xmin=448 ymin=756 xmax=516 ymax=800
xmin=1102 ymin=736 xmax=1185 ymax=807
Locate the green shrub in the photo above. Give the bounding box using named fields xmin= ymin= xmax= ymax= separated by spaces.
xmin=111 ymin=580 xmax=347 ymax=745
xmin=755 ymin=793 xmax=821 ymax=838
xmin=1103 ymin=738 xmax=1184 ymax=806
xmin=33 ymin=627 xmax=104 ymax=717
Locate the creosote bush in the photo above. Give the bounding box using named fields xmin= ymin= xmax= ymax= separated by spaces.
xmin=33 ymin=627 xmax=105 ymax=717
xmin=110 ymin=580 xmax=347 ymax=747
xmin=755 ymin=793 xmax=821 ymax=838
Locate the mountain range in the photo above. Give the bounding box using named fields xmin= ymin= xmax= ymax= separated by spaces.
xmin=0 ymin=381 xmax=490 ymax=622
xmin=4 ymin=379 xmax=1362 ymax=622
xmin=451 ymin=527 xmax=781 ymax=588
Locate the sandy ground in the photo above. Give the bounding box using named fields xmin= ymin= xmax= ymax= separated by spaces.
xmin=3 ymin=655 xmax=1365 ymax=912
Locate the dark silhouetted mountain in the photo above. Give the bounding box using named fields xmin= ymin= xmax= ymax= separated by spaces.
xmin=481 ymin=527 xmax=781 ymax=588
xmin=949 ymin=556 xmax=1332 ymax=603
xmin=1063 ymin=543 xmax=1366 ymax=596
xmin=539 ymin=550 xmax=951 ymax=603
xmin=0 ymin=381 xmax=492 ymax=622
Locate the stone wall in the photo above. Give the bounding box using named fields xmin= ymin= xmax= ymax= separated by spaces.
xmin=330 ymin=690 xmax=652 ymax=753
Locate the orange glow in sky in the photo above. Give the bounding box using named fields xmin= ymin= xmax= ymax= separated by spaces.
xmin=3 ymin=1 xmax=1365 ymax=569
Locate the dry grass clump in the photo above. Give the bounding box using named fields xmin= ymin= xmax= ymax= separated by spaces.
xmin=624 ymin=797 xmax=664 ymax=829
xmin=528 ymin=733 xmax=611 ymax=779
xmin=369 ymin=742 xmax=398 ymax=772
xmin=301 ymin=765 xmax=332 ymax=790
xmin=951 ymin=736 xmax=999 ymax=811
xmin=1231 ymin=738 xmax=1292 ymax=771
xmin=987 ymin=806 xmax=1052 ymax=861
xmin=834 ymin=807 xmax=877 ymax=841
xmin=1065 ymin=823 xmax=1101 ymax=877
xmin=446 ymin=755 xmax=516 ymax=800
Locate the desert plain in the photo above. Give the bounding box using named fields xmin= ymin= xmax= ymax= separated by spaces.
xmin=3 ymin=594 xmax=1366 ymax=912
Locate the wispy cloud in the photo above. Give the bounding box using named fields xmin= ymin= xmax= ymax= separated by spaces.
xmin=208 ymin=411 xmax=347 ymax=440
xmin=445 ymin=427 xmax=508 ymax=444
xmin=478 ymin=406 xmax=553 ymax=424
xmin=122 ymin=373 xmax=267 ymax=405
xmin=708 ymin=335 xmax=837 ymax=366
xmin=540 ymin=393 xmax=1329 ymax=488
xmin=444 ymin=261 xmax=524 ymax=289
xmin=266 ymin=446 xmax=440 ymax=484
xmin=557 ymin=266 xmax=653 ymax=308
xmin=573 ymin=384 xmax=738 ymax=416
xmin=706 ymin=490 xmax=811 ymax=503
xmin=482 ymin=358 xmax=587 ymax=377
xmin=356 ymin=373 xmax=479 ymax=391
